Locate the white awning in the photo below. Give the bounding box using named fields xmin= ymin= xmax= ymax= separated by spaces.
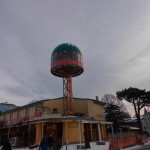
xmin=78 ymin=120 xmax=113 ymax=124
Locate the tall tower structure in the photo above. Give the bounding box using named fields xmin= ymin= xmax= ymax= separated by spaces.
xmin=51 ymin=43 xmax=84 ymax=115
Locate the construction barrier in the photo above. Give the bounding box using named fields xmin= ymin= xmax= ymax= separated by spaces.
xmin=109 ymin=142 xmax=114 ymax=150
xmin=136 ymin=136 xmax=143 ymax=145
xmin=109 ymin=140 xmax=120 ymax=150
xmin=109 ymin=133 xmax=148 ymax=150
xmin=118 ymin=139 xmax=123 ymax=148
xmin=137 ymin=135 xmax=148 ymax=144
xmin=142 ymin=136 xmax=148 ymax=143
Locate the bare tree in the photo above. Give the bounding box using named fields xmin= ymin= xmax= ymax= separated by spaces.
xmin=101 ymin=94 xmax=127 ymax=112
xmin=28 ymin=99 xmax=39 ymax=104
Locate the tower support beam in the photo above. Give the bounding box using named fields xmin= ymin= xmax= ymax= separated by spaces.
xmin=63 ymin=74 xmax=73 ymax=115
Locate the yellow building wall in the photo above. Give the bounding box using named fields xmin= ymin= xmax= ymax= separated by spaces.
xmin=29 ymin=105 xmax=36 ymax=117
xmin=87 ymin=101 xmax=105 ymax=120
xmin=43 ymin=99 xmax=63 ymax=115
xmin=73 ymin=99 xmax=88 ymax=115
xmin=68 ymin=121 xmax=79 ymax=143
xmin=63 ymin=121 xmax=84 ymax=144
xmin=63 ymin=121 xmax=68 ymax=143
xmin=87 ymin=101 xmax=94 ymax=118
xmin=101 ymin=124 xmax=107 ymax=139
xmin=93 ymin=103 xmax=105 ymax=120
xmin=36 ymin=123 xmax=43 ymax=144
xmin=4 ymin=112 xmax=16 ymax=121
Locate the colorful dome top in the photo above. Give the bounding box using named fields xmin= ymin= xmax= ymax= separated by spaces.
xmin=52 ymin=43 xmax=82 ymax=56
xmin=51 ymin=43 xmax=84 ymax=77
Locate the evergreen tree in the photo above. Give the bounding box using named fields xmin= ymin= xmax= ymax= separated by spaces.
xmin=105 ymin=104 xmax=125 ymax=132
xmin=116 ymin=87 xmax=150 ymax=134
xmin=102 ymin=94 xmax=130 ymax=133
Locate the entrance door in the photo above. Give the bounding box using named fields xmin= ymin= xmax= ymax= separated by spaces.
xmin=44 ymin=122 xmax=63 ymax=149
xmin=92 ymin=124 xmax=99 ymax=141
xmin=56 ymin=123 xmax=63 ymax=148
xmin=84 ymin=123 xmax=91 ymax=142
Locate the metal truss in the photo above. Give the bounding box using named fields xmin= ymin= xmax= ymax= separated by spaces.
xmin=63 ymin=74 xmax=73 ymax=115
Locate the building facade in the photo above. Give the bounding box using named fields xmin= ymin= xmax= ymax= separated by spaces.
xmin=0 ymin=97 xmax=111 ymax=148
xmin=142 ymin=109 xmax=150 ymax=134
xmin=0 ymin=103 xmax=17 ymax=113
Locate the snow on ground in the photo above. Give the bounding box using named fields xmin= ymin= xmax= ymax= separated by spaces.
xmin=1 ymin=141 xmax=150 ymax=150
xmin=61 ymin=141 xmax=109 ymax=150
xmin=1 ymin=142 xmax=110 ymax=150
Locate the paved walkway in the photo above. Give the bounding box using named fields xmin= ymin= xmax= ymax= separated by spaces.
xmin=130 ymin=143 xmax=150 ymax=150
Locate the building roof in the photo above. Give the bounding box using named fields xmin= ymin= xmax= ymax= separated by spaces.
xmin=124 ymin=116 xmax=144 ymax=123
xmin=0 ymin=103 xmax=17 ymax=106
xmin=0 ymin=103 xmax=18 ymax=113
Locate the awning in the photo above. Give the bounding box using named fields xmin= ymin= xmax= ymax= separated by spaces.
xmin=78 ymin=120 xmax=113 ymax=124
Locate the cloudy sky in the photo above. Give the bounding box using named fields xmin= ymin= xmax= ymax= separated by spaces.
xmin=1 ymin=0 xmax=150 ymax=115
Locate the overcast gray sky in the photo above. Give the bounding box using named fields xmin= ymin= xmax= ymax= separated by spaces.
xmin=1 ymin=0 xmax=150 ymax=115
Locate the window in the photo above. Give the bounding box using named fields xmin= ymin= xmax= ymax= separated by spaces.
xmin=25 ymin=109 xmax=29 ymax=117
xmin=10 ymin=113 xmax=13 ymax=120
xmin=17 ymin=111 xmax=21 ymax=119
xmin=3 ymin=115 xmax=6 ymax=121
xmin=35 ymin=106 xmax=41 ymax=114
xmin=34 ymin=106 xmax=42 ymax=117
xmin=52 ymin=108 xmax=58 ymax=114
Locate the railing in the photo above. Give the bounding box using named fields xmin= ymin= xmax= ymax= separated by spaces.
xmin=3 ymin=114 xmax=39 ymax=125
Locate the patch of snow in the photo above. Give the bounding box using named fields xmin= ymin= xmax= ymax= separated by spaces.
xmin=61 ymin=141 xmax=109 ymax=150
xmin=0 ymin=142 xmax=109 ymax=150
xmin=128 ymin=126 xmax=139 ymax=130
xmin=2 ymin=140 xmax=148 ymax=150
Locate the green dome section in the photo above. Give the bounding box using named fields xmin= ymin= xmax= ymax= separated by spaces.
xmin=52 ymin=43 xmax=82 ymax=56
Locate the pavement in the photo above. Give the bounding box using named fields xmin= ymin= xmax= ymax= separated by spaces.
xmin=122 ymin=141 xmax=150 ymax=150
xmin=131 ymin=143 xmax=150 ymax=150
